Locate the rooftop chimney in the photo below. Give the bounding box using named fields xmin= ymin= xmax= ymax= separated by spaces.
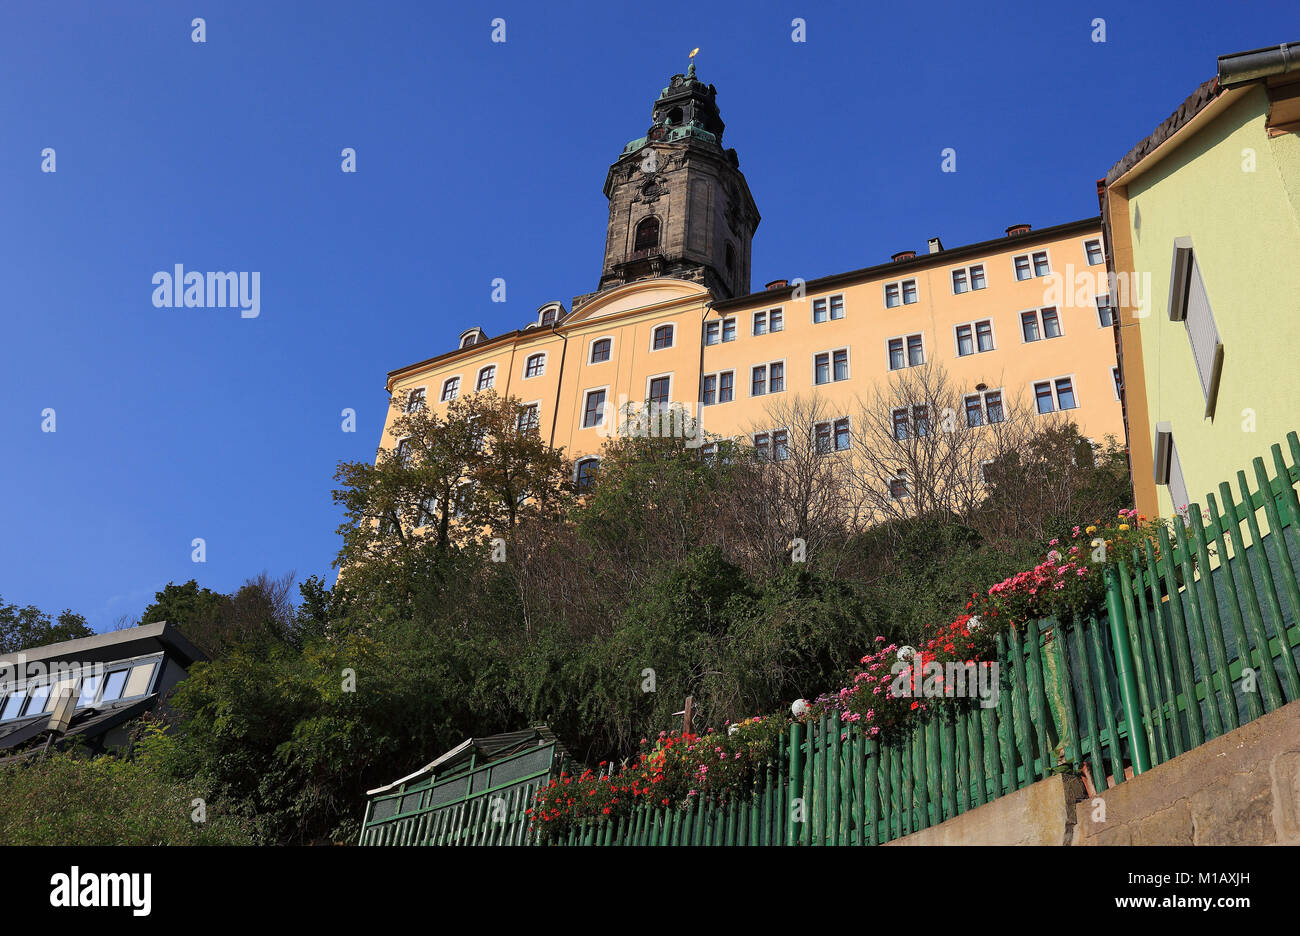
xmin=1006 ymin=223 xmax=1032 ymax=236
xmin=927 ymin=237 xmax=943 ymax=254
xmin=765 ymin=278 xmax=789 ymax=290
xmin=891 ymin=250 xmax=916 ymax=262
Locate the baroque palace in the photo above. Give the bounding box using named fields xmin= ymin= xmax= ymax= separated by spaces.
xmin=380 ymin=64 xmax=1125 ymax=486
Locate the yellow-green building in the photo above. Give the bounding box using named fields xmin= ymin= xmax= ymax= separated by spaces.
xmin=1103 ymin=41 xmax=1300 ymax=519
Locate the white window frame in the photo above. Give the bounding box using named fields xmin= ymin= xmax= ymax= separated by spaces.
xmin=522 ymin=352 xmax=547 ymax=379
xmin=516 ymin=400 xmax=542 ymax=434
xmin=1019 ymin=307 xmax=1064 ymax=343
xmin=574 ymin=456 xmax=601 ymax=491
xmin=1012 ymin=249 xmax=1052 ymax=281
xmin=645 ymin=372 xmax=674 ymax=408
xmin=1033 ymin=373 xmax=1079 ymax=414
xmin=476 ymin=364 xmax=497 ymax=392
xmin=813 ymin=347 xmax=851 ymax=385
xmin=811 ymin=293 xmax=846 ymax=324
xmin=700 ymin=370 xmax=736 ymax=406
xmin=883 ymin=279 xmax=918 ymax=308
xmin=954 ymin=319 xmax=996 ymax=357
xmin=754 ymin=307 xmax=785 ymax=335
xmin=649 ymin=323 xmax=676 ymax=352
xmin=581 ymin=386 xmax=610 ymax=428
xmin=1168 ymin=237 xmax=1224 ymax=419
xmin=403 ymin=386 xmax=427 ymax=413
xmin=588 ymin=335 xmax=615 ymax=364
xmin=750 ymin=359 xmax=787 ymax=397
xmin=950 ymin=264 xmax=987 ymax=294
xmin=440 ymin=376 xmax=461 ymax=402
xmin=963 ymin=387 xmax=1005 ymax=427
xmin=1083 ymin=237 xmax=1105 ymax=266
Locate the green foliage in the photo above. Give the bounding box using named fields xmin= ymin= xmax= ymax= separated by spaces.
xmin=0 ymin=726 xmax=251 ymax=845
xmin=0 ymin=597 xmax=93 ymax=655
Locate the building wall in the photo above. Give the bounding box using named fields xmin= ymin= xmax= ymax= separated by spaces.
xmin=380 ymin=224 xmax=1125 ymax=479
xmin=1114 ymin=86 xmax=1300 ymax=518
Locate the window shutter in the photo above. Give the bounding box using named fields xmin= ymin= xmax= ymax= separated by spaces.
xmin=1184 ymin=256 xmax=1224 ymax=417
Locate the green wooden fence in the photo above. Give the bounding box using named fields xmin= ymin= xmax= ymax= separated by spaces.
xmin=364 ymin=432 xmax=1300 ymax=845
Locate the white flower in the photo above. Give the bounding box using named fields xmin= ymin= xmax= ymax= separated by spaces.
xmin=968 ymin=615 xmax=982 ymax=632
xmin=897 ymin=646 xmax=915 ymax=663
xmin=791 ymin=698 xmax=809 ymax=717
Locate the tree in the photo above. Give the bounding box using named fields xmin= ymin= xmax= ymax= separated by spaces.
xmin=0 ymin=598 xmax=93 ymax=655
xmin=138 ymin=573 xmax=301 ymax=658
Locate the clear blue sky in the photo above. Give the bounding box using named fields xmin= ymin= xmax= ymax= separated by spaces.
xmin=1 ymin=1 xmax=1294 ymax=630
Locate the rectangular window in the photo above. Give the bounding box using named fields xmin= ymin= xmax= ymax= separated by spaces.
xmin=1174 ymin=245 xmax=1224 ymax=415
xmin=754 ymin=432 xmax=770 ymax=459
xmin=912 ymin=404 xmax=930 ymax=437
xmin=769 ymin=361 xmax=784 ymax=393
xmin=722 ymin=317 xmax=736 ymax=342
xmin=1014 ymin=255 xmax=1032 ymax=281
xmin=1041 ymin=307 xmax=1061 ymax=338
xmin=441 ymin=377 xmax=460 ymax=402
xmin=405 ymin=388 xmax=426 ymax=413
xmin=952 ymin=269 xmax=968 ymax=294
xmin=1022 ymin=310 xmax=1041 ymax=342
xmin=985 ymin=390 xmax=1003 ymax=424
xmin=124 ymin=662 xmax=156 ymax=698
xmin=815 ymin=353 xmax=831 ymax=385
xmin=648 ymin=376 xmax=670 ymax=407
xmin=815 ymin=421 xmax=832 ymax=454
xmin=1033 ymin=251 xmax=1050 ymax=276
xmin=1085 ymin=239 xmax=1104 ymax=266
xmin=590 ymin=339 xmax=611 ymax=363
xmin=1055 ymin=377 xmax=1077 ymax=410
xmin=653 ymin=324 xmax=674 ymax=350
xmin=890 ymin=476 xmax=909 ymax=499
xmin=395 ymin=438 xmax=412 ymax=466
xmin=1096 ymin=294 xmax=1114 ymax=328
xmin=965 ymin=394 xmax=984 ymax=427
xmin=829 ymin=294 xmax=845 ymax=319
xmin=769 ymin=308 xmax=784 ymax=332
xmin=976 ymin=320 xmax=994 ymax=352
xmin=893 ymin=407 xmax=909 ymax=441
xmin=956 ymin=324 xmax=974 ymax=357
xmin=772 ymin=429 xmax=789 ymax=460
xmin=583 ymin=389 xmax=606 ymax=427
xmin=752 ymin=365 xmax=766 ymax=397
xmin=834 ymin=417 xmax=851 ymax=451
xmin=753 ymin=311 xmax=768 ymax=336
xmin=525 ymin=354 xmax=545 ymax=378
xmin=1113 ymin=366 xmax=1123 ymax=400
xmin=833 ymin=349 xmax=849 ymax=381
xmin=477 ymin=367 xmax=496 ymax=391
xmin=704 ymin=321 xmax=721 ymax=345
xmin=100 ymin=670 xmax=127 ymax=704
xmin=24 ymin=683 xmax=51 ymax=715
xmin=77 ymin=675 xmax=101 ymax=708
xmin=885 ymin=280 xmax=918 ymax=307
xmin=517 ymin=404 xmax=540 ymax=434
xmin=752 ymin=362 xmax=784 ymax=396
xmin=813 ymin=297 xmax=828 ymax=323
xmin=1035 ymin=381 xmax=1055 ymax=414
xmin=970 ymin=265 xmax=986 ymax=290
xmin=888 ymin=338 xmax=905 ymax=370
xmin=718 ymin=371 xmax=734 ymax=404
xmin=907 ymin=335 xmax=924 ymax=366
xmin=701 ymin=374 xmax=717 ymax=406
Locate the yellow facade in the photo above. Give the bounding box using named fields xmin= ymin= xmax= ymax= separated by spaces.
xmin=382 ymin=220 xmax=1125 ymax=473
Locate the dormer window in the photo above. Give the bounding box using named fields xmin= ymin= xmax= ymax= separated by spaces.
xmin=459 ymin=327 xmax=486 ymax=349
xmin=541 ymin=308 xmax=556 ymax=326
xmin=635 ymin=217 xmax=661 ymax=252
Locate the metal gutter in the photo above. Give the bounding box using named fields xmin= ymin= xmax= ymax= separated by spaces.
xmin=1218 ymin=41 xmax=1300 ymax=87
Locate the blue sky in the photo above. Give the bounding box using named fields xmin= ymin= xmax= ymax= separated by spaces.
xmin=0 ymin=1 xmax=1294 ymax=630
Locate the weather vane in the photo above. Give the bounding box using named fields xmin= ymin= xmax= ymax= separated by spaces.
xmin=688 ymin=47 xmax=700 ymax=75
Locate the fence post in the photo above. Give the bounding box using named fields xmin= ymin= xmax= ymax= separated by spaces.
xmin=1104 ymin=568 xmax=1151 ymax=775
xmin=787 ymin=721 xmax=802 ymax=846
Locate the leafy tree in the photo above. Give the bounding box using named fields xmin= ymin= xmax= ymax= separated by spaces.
xmin=0 ymin=598 xmax=93 ymax=654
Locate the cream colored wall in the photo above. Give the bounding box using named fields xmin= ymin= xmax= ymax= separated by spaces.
xmin=1122 ymin=87 xmax=1300 ymax=517
xmin=378 ymin=228 xmax=1125 ymax=479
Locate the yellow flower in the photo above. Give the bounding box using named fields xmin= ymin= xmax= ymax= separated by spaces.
xmin=1085 ymin=525 xmax=1097 ymax=535
xmin=1118 ymin=524 xmax=1130 ymax=531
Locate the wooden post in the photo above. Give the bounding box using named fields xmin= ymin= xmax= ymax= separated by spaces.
xmin=682 ymin=695 xmax=694 ymax=736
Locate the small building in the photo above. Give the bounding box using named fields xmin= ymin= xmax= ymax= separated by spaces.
xmin=0 ymin=621 xmax=206 ymax=760
xmin=1102 ymin=41 xmax=1300 ymax=518
xmin=359 ymin=726 xmax=572 ymax=845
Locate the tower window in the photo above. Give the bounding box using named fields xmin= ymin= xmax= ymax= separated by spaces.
xmin=666 ymin=106 xmax=683 ymax=126
xmin=635 ymin=216 xmax=661 ymax=252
